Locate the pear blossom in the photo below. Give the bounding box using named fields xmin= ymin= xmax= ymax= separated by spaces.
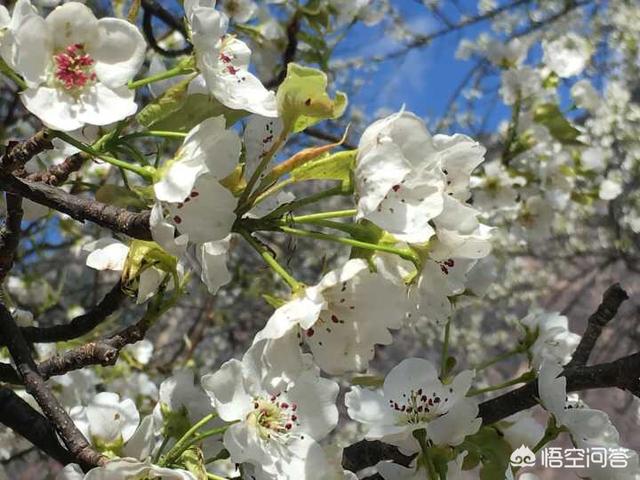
xmin=83 ymin=238 xmax=129 ymax=271
xmin=0 ymin=0 xmax=38 ymax=67
xmin=355 ymin=111 xmax=445 ymax=243
xmin=572 ymin=79 xmax=601 ymax=111
xmin=496 ymin=411 xmax=545 ymax=450
xmin=69 ymin=392 xmax=140 ymax=449
xmin=201 ymin=339 xmax=339 ymax=480
xmin=255 ymin=258 xmax=409 ymax=374
xmin=58 ymin=416 xmax=196 ymax=480
xmin=542 ymin=33 xmax=592 ymax=78
xmin=154 ymin=116 xmax=240 ymax=205
xmin=10 ymin=2 xmax=146 ymax=130
xmin=538 ymin=362 xmax=640 ymax=479
xmin=355 ymin=111 xmax=486 ymax=244
xmin=521 ymin=310 xmax=580 ymax=368
xmin=221 ymin=0 xmax=257 ymax=23
xmin=345 ymin=358 xmax=481 ymax=454
xmin=185 ymin=0 xmax=277 ymax=116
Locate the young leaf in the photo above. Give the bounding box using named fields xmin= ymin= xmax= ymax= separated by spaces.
xmin=276 ymin=63 xmax=347 ymax=133
xmin=533 ymin=103 xmax=583 ymax=145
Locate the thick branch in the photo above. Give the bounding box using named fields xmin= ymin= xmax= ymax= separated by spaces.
xmin=478 ymin=352 xmax=640 ymax=424
xmin=0 ymin=175 xmax=152 ymax=240
xmin=12 ymin=281 xmax=126 ymax=345
xmin=25 ymin=152 xmax=88 ymax=186
xmin=0 ymin=304 xmax=106 ymax=469
xmin=264 ymin=13 xmax=300 ymax=89
xmin=141 ymin=0 xmax=192 ymax=57
xmin=566 ymin=283 xmax=628 ymax=368
xmin=1 ymin=130 xmax=52 ymax=174
xmin=0 ymin=193 xmax=23 ymax=282
xmin=0 ymin=386 xmax=74 ymax=465
xmin=38 ymin=311 xmax=154 ymax=379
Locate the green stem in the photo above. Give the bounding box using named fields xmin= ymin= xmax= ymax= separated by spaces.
xmin=472 ymin=346 xmax=524 ymax=371
xmin=277 ymin=218 xmax=361 ymax=237
xmin=238 ymin=131 xmax=288 ymax=213
xmin=467 ymin=371 xmax=534 ymax=396
xmin=239 ymin=229 xmax=301 ymax=291
xmin=278 ymin=226 xmax=419 ymax=265
xmin=440 ymin=320 xmax=451 ymax=378
xmin=252 ymin=178 xmax=296 ymax=207
xmin=128 ymin=65 xmax=193 ymax=89
xmin=53 ymin=131 xmax=154 ymax=180
xmin=0 ymin=57 xmax=27 ymax=90
xmin=265 ymin=185 xmax=351 ymax=219
xmin=291 ymin=209 xmax=357 ymax=223
xmin=185 ymin=425 xmax=231 ymax=448
xmin=161 ymin=413 xmax=217 ymax=466
xmin=118 ymin=131 xmax=188 ymax=142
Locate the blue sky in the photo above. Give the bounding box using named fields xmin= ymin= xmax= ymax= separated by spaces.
xmin=333 ymin=1 xmax=508 ymax=132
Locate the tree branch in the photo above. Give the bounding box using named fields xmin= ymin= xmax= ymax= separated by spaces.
xmin=0 ymin=280 xmax=127 ymax=347
xmin=1 ymin=130 xmax=52 ymax=174
xmin=0 ymin=304 xmax=106 ymax=469
xmin=0 ymin=175 xmax=152 ymax=240
xmin=0 ymin=386 xmax=74 ymax=465
xmin=24 ymin=151 xmax=88 ymax=186
xmin=0 ymin=193 xmax=23 ymax=282
xmin=566 ymin=283 xmax=628 ymax=368
xmin=37 ymin=308 xmax=155 ymax=379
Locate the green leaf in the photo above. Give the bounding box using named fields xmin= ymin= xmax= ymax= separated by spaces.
xmin=160 ymin=403 xmax=191 ymax=439
xmin=148 ymin=94 xmax=247 ymax=132
xmin=533 ymin=103 xmax=583 ymax=145
xmin=276 ymin=63 xmax=347 ymax=133
xmin=178 ymin=446 xmax=207 ymax=480
xmin=262 ymin=293 xmax=287 ymax=309
xmin=136 ymin=77 xmax=191 ymax=128
xmin=290 ymin=149 xmax=355 ymax=184
xmin=460 ymin=427 xmax=512 ymax=479
xmin=95 ymin=184 xmax=147 ymax=209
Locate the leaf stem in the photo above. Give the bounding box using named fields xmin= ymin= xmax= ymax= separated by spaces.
xmin=161 ymin=412 xmax=217 ymax=466
xmin=52 ymin=131 xmax=154 ymax=181
xmin=278 ymin=225 xmax=419 ymax=265
xmin=0 ymin=57 xmax=27 ymax=90
xmin=118 ymin=131 xmax=188 ymax=142
xmin=291 ymin=209 xmax=357 ymax=223
xmin=128 ymin=65 xmax=193 ymax=89
xmin=238 ymin=229 xmax=301 ymax=291
xmin=265 ymin=185 xmax=352 ymax=219
xmin=472 ymin=346 xmax=525 ymax=371
xmin=467 ymin=371 xmax=534 ymax=396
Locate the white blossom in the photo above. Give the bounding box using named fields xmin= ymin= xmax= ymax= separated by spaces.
xmin=10 ymin=2 xmax=146 ymax=130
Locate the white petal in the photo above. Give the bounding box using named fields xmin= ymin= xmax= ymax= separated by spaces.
xmin=122 ymin=415 xmax=155 ymax=460
xmin=427 ymin=397 xmax=481 ymax=446
xmin=202 ymin=38 xmax=277 ymax=117
xmin=10 ymin=15 xmax=51 ymax=86
xmin=345 ymin=386 xmax=398 ymax=436
xmin=355 ymin=142 xmax=412 ymax=217
xmin=76 ymin=84 xmax=138 ymax=126
xmin=56 ymin=464 xmax=85 ymax=480
xmin=254 ymin=289 xmax=325 ymax=341
xmin=85 ymin=392 xmax=140 ymax=444
xmin=46 ymin=2 xmax=98 ymax=49
xmin=285 ymin=370 xmax=339 ymax=440
xmin=537 ymin=360 xmax=567 ymax=422
xmin=90 ymin=18 xmax=146 ymax=88
xmin=149 ymin=203 xmax=189 ymax=256
xmin=21 ymin=87 xmax=84 ymax=131
xmin=201 ymin=359 xmax=252 ymax=422
xmin=84 ymin=238 xmax=128 ymax=271
xmin=383 ymin=358 xmax=439 ymax=397
xmin=199 ymin=238 xmax=232 ymax=294
xmin=166 ymin=175 xmax=236 ymax=244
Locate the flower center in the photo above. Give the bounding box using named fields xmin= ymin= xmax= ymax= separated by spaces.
xmin=247 ymin=395 xmax=299 ymax=441
xmin=388 ymin=386 xmax=453 ymax=425
xmin=53 ymin=43 xmax=96 ymax=92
